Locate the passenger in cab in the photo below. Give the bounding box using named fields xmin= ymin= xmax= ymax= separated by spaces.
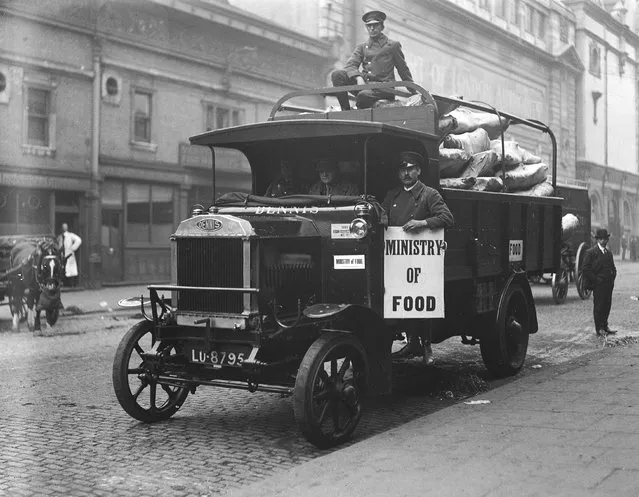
xmin=330 ymin=10 xmax=415 ymax=110
xmin=382 ymin=151 xmax=454 ymax=364
xmin=265 ymin=160 xmax=307 ymax=197
xmin=308 ymin=160 xmax=359 ymax=196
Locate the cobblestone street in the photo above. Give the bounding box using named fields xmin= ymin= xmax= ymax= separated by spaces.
xmin=1 ymin=261 xmax=637 ymax=496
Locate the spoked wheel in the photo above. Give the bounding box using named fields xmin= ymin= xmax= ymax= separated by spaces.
xmin=575 ymin=242 xmax=592 ymax=300
xmin=112 ymin=320 xmax=189 ymax=423
xmin=480 ymin=283 xmax=531 ymax=377
xmin=551 ymin=268 xmax=569 ymax=304
xmin=293 ymin=332 xmax=368 ymax=449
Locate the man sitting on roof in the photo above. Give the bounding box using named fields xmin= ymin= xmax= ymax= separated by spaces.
xmin=308 ymin=160 xmax=359 ymax=196
xmin=330 ymin=10 xmax=415 ymax=111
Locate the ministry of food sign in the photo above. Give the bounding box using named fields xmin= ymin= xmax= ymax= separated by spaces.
xmin=383 ymin=227 xmax=446 ymax=319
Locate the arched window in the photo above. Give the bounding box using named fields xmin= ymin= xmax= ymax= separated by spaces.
xmin=623 ymin=199 xmax=632 ymax=228
xmin=590 ymin=193 xmax=602 ymax=225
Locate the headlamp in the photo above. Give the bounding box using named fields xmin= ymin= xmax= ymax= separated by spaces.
xmin=349 ymin=218 xmax=369 ymax=239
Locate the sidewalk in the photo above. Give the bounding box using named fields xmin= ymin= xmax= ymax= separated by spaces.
xmin=60 ymin=284 xmax=148 ymax=314
xmin=224 ymin=345 xmax=639 ymax=497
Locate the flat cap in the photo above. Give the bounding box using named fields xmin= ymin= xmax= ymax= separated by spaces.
xmin=362 ymin=10 xmax=386 ymax=24
xmin=398 ymin=151 xmax=425 ymax=168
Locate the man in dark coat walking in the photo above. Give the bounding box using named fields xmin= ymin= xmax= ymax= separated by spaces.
xmin=582 ymin=228 xmax=617 ymax=336
xmin=330 ymin=10 xmax=415 ymax=110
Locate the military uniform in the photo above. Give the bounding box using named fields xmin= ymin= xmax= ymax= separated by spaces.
xmin=331 ymin=11 xmax=414 ymax=110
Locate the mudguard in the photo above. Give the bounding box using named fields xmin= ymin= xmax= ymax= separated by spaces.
xmin=303 ymin=303 xmax=393 ymax=396
xmin=501 ymin=272 xmax=538 ymax=334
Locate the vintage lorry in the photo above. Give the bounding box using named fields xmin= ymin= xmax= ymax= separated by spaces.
xmin=112 ymin=82 xmax=562 ymax=448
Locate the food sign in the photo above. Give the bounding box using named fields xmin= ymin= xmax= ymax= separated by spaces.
xmin=384 ymin=227 xmax=446 ymax=319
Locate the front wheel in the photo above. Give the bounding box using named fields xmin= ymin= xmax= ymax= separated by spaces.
xmin=293 ymin=332 xmax=368 ymax=449
xmin=480 ymin=283 xmax=531 ymax=377
xmin=112 ymin=320 xmax=189 ymax=423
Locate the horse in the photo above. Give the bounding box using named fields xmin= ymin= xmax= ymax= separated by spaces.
xmin=4 ymin=239 xmax=63 ymax=333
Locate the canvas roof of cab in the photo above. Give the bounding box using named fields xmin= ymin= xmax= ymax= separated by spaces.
xmin=189 ymin=119 xmax=434 ymax=150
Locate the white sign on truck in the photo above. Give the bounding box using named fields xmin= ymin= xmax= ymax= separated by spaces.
xmin=383 ymin=227 xmax=446 ymax=319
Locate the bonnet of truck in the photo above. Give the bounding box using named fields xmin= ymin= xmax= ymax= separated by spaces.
xmin=171 ymin=212 xmax=321 ymax=328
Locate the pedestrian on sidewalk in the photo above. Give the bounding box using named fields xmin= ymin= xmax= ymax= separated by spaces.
xmin=582 ymin=228 xmax=617 ymax=336
xmin=621 ymin=233 xmax=628 ymax=260
xmin=57 ymin=223 xmax=82 ymax=288
xmin=630 ymin=236 xmax=637 ymax=262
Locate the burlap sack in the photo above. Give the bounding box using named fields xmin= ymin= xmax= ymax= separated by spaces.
xmin=440 ymin=177 xmax=476 ymax=190
xmin=503 ymin=163 xmax=549 ymax=191
xmin=443 ymin=128 xmax=491 ymax=155
xmin=471 ymin=177 xmax=504 ymax=192
xmin=439 ymin=148 xmax=472 ymax=178
xmin=461 ymin=150 xmax=501 ymax=178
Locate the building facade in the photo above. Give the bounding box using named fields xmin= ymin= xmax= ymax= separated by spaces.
xmin=566 ymin=0 xmax=639 ymax=253
xmin=234 ymin=0 xmax=581 ymax=182
xmin=0 ymin=0 xmax=335 ymax=285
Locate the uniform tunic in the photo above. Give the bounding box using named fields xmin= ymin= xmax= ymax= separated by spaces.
xmin=381 ymin=181 xmax=454 ymax=228
xmin=344 ymin=34 xmax=414 ymax=83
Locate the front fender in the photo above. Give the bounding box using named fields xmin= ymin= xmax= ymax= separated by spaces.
xmin=303 ymin=303 xmax=393 ymax=396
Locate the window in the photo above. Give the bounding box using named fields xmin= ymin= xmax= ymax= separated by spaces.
xmin=559 ymin=17 xmax=569 ymax=43
xmin=495 ymin=0 xmax=506 ymax=18
xmin=133 ymin=90 xmax=152 ymax=142
xmin=522 ymin=4 xmax=533 ymax=33
xmin=0 ymin=72 xmax=6 ymax=93
xmin=478 ymin=0 xmax=490 ymax=11
xmin=126 ymin=184 xmax=174 ymax=246
xmin=106 ymin=77 xmax=119 ymax=96
xmin=205 ymin=104 xmax=243 ymax=131
xmin=535 ymin=11 xmax=546 ymax=39
xmin=27 ymin=88 xmax=50 ymax=147
xmin=589 ymin=43 xmax=601 ymax=77
xmin=509 ymin=0 xmax=519 ymax=25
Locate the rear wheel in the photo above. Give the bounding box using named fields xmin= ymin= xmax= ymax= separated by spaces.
xmin=112 ymin=320 xmax=189 ymax=423
xmin=575 ymin=242 xmax=592 ymax=300
xmin=293 ymin=332 xmax=368 ymax=449
xmin=480 ymin=283 xmax=531 ymax=377
xmin=551 ymin=268 xmax=569 ymax=304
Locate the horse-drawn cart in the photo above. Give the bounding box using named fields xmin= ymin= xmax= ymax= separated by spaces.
xmin=549 ymin=183 xmax=592 ymax=304
xmin=0 ymin=234 xmax=63 ymax=331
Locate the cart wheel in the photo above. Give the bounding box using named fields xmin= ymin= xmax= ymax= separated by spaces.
xmin=45 ymin=307 xmax=59 ymax=326
xmin=480 ymin=283 xmax=530 ymax=377
xmin=551 ymin=268 xmax=569 ymax=304
xmin=575 ymin=242 xmax=592 ymax=300
xmin=293 ymin=331 xmax=368 ymax=449
xmin=112 ymin=320 xmax=189 ymax=423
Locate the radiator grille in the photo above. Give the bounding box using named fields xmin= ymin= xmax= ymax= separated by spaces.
xmin=176 ymin=238 xmax=244 ymax=313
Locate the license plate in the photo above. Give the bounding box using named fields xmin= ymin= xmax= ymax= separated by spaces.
xmin=187 ymin=345 xmax=250 ymax=368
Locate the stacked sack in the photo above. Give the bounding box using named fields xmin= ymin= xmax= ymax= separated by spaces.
xmin=437 ymin=107 xmax=554 ymax=197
